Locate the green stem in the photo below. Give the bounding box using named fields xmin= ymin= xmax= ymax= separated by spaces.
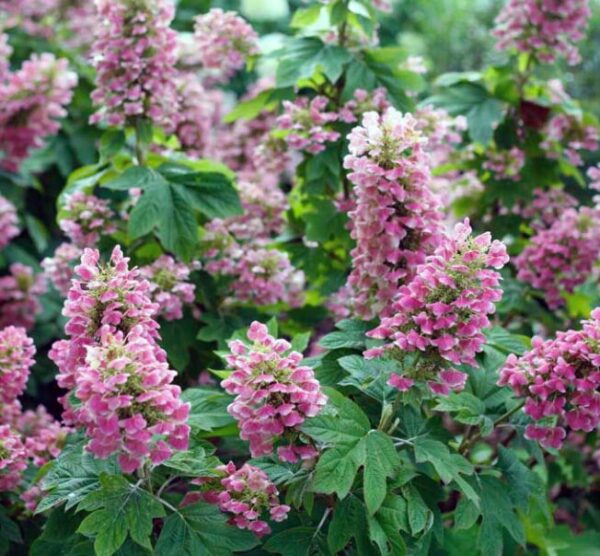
xmin=134 ymin=118 xmax=146 ymax=166
xmin=459 ymin=400 xmax=525 ymax=455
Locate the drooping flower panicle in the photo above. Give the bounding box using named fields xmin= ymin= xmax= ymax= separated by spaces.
xmin=139 ymin=255 xmax=197 ymax=321
xmin=493 ymin=0 xmax=591 ymax=65
xmin=59 ymin=192 xmax=116 ymax=248
xmin=343 ymin=107 xmax=445 ymax=319
xmin=0 ymin=52 xmax=77 ymax=172
xmin=515 ymin=206 xmax=600 ymax=309
xmin=194 ymin=462 xmax=290 ymax=537
xmin=0 ymin=264 xmax=46 ymax=330
xmin=222 ymin=322 xmax=327 ymax=461
xmin=90 ymin=0 xmax=180 ymax=130
xmin=0 ymin=326 xmax=35 ymax=404
xmin=499 ymin=308 xmax=600 ymax=449
xmin=41 ymin=242 xmax=82 ymax=296
xmin=192 ymin=8 xmax=258 ymax=82
xmin=0 ymin=195 xmax=19 ymax=250
xmin=49 ymin=246 xmax=189 ymax=471
xmin=366 ymin=219 xmax=509 ymax=395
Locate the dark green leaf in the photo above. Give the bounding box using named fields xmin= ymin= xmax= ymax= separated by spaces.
xmin=155 ymin=502 xmax=257 ymax=556
xmin=364 ymin=431 xmax=398 ymax=514
xmin=77 ymin=474 xmax=165 ymax=555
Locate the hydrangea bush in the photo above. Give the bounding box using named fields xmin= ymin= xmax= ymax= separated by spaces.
xmin=0 ymin=0 xmax=598 ymax=554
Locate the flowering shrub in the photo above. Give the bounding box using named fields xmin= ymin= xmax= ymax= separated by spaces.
xmin=0 ymin=0 xmax=598 ymax=554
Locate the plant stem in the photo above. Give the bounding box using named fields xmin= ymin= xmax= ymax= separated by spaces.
xmin=134 ymin=118 xmax=146 ymax=166
xmin=459 ymin=400 xmax=525 ymax=455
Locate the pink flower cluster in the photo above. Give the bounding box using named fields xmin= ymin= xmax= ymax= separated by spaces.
xmin=519 ymin=187 xmax=578 ymax=230
xmin=499 ymin=308 xmax=600 ymax=449
xmin=483 ymin=147 xmax=525 ymax=181
xmin=515 ymin=207 xmax=600 ymax=309
xmin=338 ymin=88 xmax=390 ymax=124
xmin=41 ymin=242 xmax=82 ymax=296
xmin=415 ymin=105 xmax=466 ymax=167
xmin=0 ymin=0 xmax=59 ymax=39
xmin=75 ymin=326 xmax=190 ymax=472
xmin=0 ymin=263 xmax=46 ymax=330
xmin=343 ymin=107 xmax=445 ymax=319
xmin=59 ymin=192 xmax=116 ymax=248
xmin=493 ymin=0 xmax=591 ymax=65
xmin=0 ymin=324 xmax=70 ymax=503
xmin=366 ymin=219 xmax=509 ymax=395
xmin=174 ymin=73 xmax=224 ymax=158
xmin=224 ymin=179 xmax=288 ymax=241
xmin=0 ymin=326 xmax=35 ymax=405
xmin=0 ymin=425 xmax=27 ymax=492
xmin=139 ymin=255 xmax=196 ymax=321
xmin=16 ymin=406 xmax=69 ymax=467
xmin=0 ymin=195 xmax=19 ymax=249
xmin=196 ymin=462 xmax=290 ymax=537
xmin=192 ymin=9 xmax=258 ymax=82
xmin=204 ymin=220 xmax=305 ymax=308
xmin=0 ymin=33 xmax=11 ymax=84
xmin=49 ymin=246 xmax=190 ymax=471
xmin=90 ymin=0 xmax=179 ymax=130
xmin=541 ymin=113 xmax=599 ymax=167
xmin=222 ymin=322 xmax=327 ymax=461
xmin=277 ymin=96 xmax=340 ymax=154
xmin=0 ymin=51 xmax=76 ymax=172
xmin=588 ymin=164 xmax=600 ymax=191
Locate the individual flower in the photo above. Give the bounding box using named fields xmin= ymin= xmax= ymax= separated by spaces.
xmin=515 ymin=206 xmax=600 ymax=309
xmin=0 ymin=53 xmax=77 ymax=172
xmin=483 ymin=147 xmax=525 ymax=181
xmin=75 ymin=325 xmax=190 ymax=472
xmin=0 ymin=425 xmax=27 ymax=492
xmin=277 ymin=96 xmax=340 ymax=154
xmin=0 ymin=195 xmax=19 ymax=249
xmin=59 ymin=192 xmax=116 ymax=248
xmin=0 ymin=326 xmax=35 ymax=404
xmin=498 ymin=308 xmax=600 ymax=449
xmin=139 ymin=255 xmax=197 ymax=321
xmin=366 ymin=219 xmax=509 ymax=395
xmin=0 ymin=264 xmax=46 ymax=330
xmin=192 ymin=8 xmax=258 ymax=81
xmin=342 ymin=107 xmax=445 ymax=319
xmin=191 ymin=462 xmax=289 ymax=537
xmin=221 ymin=321 xmax=327 ymax=460
xmin=493 ymin=0 xmax=591 ymax=65
xmin=89 ymin=0 xmax=180 ymax=130
xmin=540 ymin=113 xmax=599 ymax=167
xmin=16 ymin=405 xmax=70 ymax=467
xmin=41 ymin=242 xmax=82 ymax=296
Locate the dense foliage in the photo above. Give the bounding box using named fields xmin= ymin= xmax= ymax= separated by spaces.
xmin=0 ymin=0 xmax=599 ymax=555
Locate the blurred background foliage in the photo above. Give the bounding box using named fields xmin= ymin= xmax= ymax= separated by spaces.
xmin=174 ymin=0 xmax=600 ymax=115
